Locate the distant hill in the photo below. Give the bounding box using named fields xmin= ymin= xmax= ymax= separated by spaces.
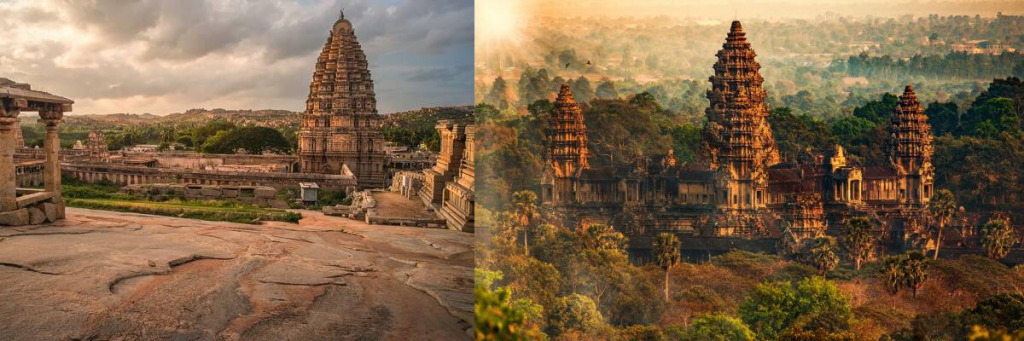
xmin=54 ymin=106 xmax=473 ymax=131
xmin=382 ymin=105 xmax=475 ymax=128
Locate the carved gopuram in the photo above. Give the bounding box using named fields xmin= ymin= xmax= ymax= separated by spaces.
xmin=418 ymin=120 xmax=467 ymax=209
xmin=0 ymin=80 xmax=69 ymax=226
xmin=439 ymin=124 xmax=475 ymax=232
xmin=541 ymin=21 xmax=938 ymax=262
xmin=298 ymin=10 xmax=386 ymax=189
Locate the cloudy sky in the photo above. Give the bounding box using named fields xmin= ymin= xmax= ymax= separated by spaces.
xmin=0 ymin=0 xmax=473 ymax=115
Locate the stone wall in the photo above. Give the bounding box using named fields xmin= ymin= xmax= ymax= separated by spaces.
xmin=390 ymin=171 xmax=424 ymax=200
xmin=63 ymin=162 xmax=358 ymax=192
xmin=122 ymin=183 xmax=288 ymax=208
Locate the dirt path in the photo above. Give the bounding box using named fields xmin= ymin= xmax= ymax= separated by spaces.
xmin=0 ymin=208 xmax=473 ymax=340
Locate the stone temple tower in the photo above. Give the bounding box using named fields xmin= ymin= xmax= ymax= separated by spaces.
xmin=541 ymin=84 xmax=589 ymax=205
xmin=703 ymin=20 xmax=780 ymax=211
xmin=298 ymin=10 xmax=386 ymax=189
xmin=887 ymin=85 xmax=934 ymax=206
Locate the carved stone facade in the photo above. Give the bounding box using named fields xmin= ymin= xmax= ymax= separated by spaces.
xmin=86 ymin=131 xmax=108 ymax=158
xmin=0 ymin=79 xmax=69 ymax=226
xmin=298 ymin=10 xmax=386 ymax=189
xmin=542 ymin=21 xmax=935 ymax=259
xmin=702 ymin=21 xmax=780 ymax=231
xmin=418 ymin=120 xmax=467 ymax=208
xmin=541 ymin=84 xmax=589 ymax=206
xmin=440 ymin=124 xmax=475 ymax=232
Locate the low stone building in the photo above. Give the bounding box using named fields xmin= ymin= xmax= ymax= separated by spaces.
xmin=392 ymin=120 xmax=475 ymax=232
xmin=122 ymin=183 xmax=288 ymax=208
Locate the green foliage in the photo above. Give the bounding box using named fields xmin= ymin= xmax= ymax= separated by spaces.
xmin=617 ymin=324 xmax=665 ymax=341
xmin=959 ymin=293 xmax=1024 ymax=337
xmin=980 ymin=218 xmax=1016 ymax=260
xmin=739 ymin=277 xmax=852 ymax=340
xmin=200 ymin=126 xmax=290 ymax=154
xmin=902 ymin=251 xmax=929 ymax=298
xmin=810 ymin=237 xmax=840 ymax=276
xmin=595 ymin=79 xmax=619 ymax=99
xmin=67 ymin=198 xmax=300 ymax=224
xmin=769 ymin=107 xmax=837 ymax=162
xmin=475 ymin=269 xmax=545 ymax=341
xmin=853 ymin=92 xmax=899 ymax=124
xmin=546 ymin=294 xmax=605 ymax=337
xmin=881 ymin=256 xmax=904 ymax=296
xmin=682 ymin=314 xmax=756 ymax=341
xmin=841 ymin=217 xmax=874 ymax=270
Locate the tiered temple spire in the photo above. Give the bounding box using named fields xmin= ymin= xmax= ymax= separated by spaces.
xmin=545 ymin=84 xmax=589 ymax=177
xmin=887 ymin=85 xmax=933 ymax=173
xmin=298 ymin=9 xmax=385 ymax=188
xmin=703 ymin=20 xmax=780 ymax=210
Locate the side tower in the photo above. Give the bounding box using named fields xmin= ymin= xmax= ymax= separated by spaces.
xmin=703 ymin=21 xmax=780 ymax=212
xmin=541 ymin=84 xmax=590 ymax=205
xmin=887 ymin=85 xmax=934 ymax=206
xmin=298 ymin=10 xmax=386 ymax=188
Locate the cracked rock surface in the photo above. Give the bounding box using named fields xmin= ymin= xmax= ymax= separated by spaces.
xmin=0 ymin=208 xmax=473 ymax=340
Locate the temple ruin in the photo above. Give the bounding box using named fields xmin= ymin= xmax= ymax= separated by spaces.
xmin=541 ymin=21 xmax=937 ymax=261
xmin=298 ymin=10 xmax=386 ymax=189
xmin=0 ymin=79 xmax=69 ymax=226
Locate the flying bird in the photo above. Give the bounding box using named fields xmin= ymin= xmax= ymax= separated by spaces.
xmin=565 ymin=62 xmax=571 ymax=69
xmin=586 ymin=60 xmax=592 ymax=65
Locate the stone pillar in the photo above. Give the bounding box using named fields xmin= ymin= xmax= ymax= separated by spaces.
xmin=39 ymin=111 xmax=63 ymax=196
xmin=0 ymin=106 xmax=19 ymax=212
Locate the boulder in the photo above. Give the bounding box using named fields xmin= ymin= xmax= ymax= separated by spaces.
xmin=0 ymin=209 xmax=29 ymax=226
xmin=41 ymin=202 xmax=57 ymax=222
xmin=27 ymin=207 xmax=45 ymax=225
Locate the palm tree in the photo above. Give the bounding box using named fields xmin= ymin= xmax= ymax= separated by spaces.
xmin=980 ymin=218 xmax=1016 ymax=260
xmin=903 ymin=251 xmax=928 ymax=298
xmin=881 ymin=255 xmax=904 ymax=296
xmin=512 ymin=191 xmax=539 ymax=256
xmin=653 ymin=233 xmax=681 ymax=301
xmin=841 ymin=217 xmax=875 ymax=270
xmin=810 ymin=237 xmax=840 ymax=276
xmin=929 ymin=189 xmax=958 ymax=260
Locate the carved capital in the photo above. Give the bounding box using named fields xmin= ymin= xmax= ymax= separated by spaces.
xmin=38 ymin=110 xmax=63 ymax=127
xmin=0 ymin=117 xmax=18 ymax=131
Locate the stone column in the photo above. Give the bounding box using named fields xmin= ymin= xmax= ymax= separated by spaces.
xmin=0 ymin=105 xmax=19 ymax=212
xmin=39 ymin=111 xmax=63 ymax=196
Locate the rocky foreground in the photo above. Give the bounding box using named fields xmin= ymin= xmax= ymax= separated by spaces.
xmin=0 ymin=208 xmax=473 ymax=340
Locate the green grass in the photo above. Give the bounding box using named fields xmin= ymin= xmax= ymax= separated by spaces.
xmin=66 ymin=197 xmax=301 ymax=224
xmin=61 ymin=175 xmax=302 ymax=224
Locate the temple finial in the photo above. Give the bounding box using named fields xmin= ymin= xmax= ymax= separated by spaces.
xmin=339 ymin=8 xmax=345 ymax=20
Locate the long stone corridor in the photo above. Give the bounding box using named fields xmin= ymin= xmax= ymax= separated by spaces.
xmin=0 ymin=208 xmax=473 ymax=340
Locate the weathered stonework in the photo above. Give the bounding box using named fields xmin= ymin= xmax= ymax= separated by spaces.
xmin=122 ymin=183 xmax=288 ymax=209
xmin=439 ymin=124 xmax=475 ymax=232
xmin=541 ymin=22 xmax=939 ymax=261
xmin=298 ymin=11 xmax=386 ymax=189
xmin=0 ymin=79 xmax=69 ymax=227
xmin=418 ymin=120 xmax=467 ymax=208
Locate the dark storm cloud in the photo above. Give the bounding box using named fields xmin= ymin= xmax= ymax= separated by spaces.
xmin=407 ymin=65 xmax=472 ymax=83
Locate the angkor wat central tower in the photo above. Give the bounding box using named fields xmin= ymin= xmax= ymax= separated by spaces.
xmin=703 ymin=20 xmax=780 ymax=212
xmin=541 ymin=84 xmax=590 ymax=205
xmin=298 ymin=10 xmax=385 ymax=189
xmin=887 ymin=85 xmax=934 ymax=206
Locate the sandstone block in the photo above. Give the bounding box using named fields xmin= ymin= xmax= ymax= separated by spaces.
xmin=200 ymin=187 xmax=221 ymax=197
xmin=56 ymin=202 xmax=65 ymax=219
xmin=27 ymin=207 xmax=45 ymax=225
xmin=222 ymin=189 xmax=239 ymax=198
xmin=254 ymin=187 xmax=277 ymax=199
xmin=41 ymin=202 xmax=57 ymax=222
xmin=0 ymin=209 xmax=29 ymax=226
